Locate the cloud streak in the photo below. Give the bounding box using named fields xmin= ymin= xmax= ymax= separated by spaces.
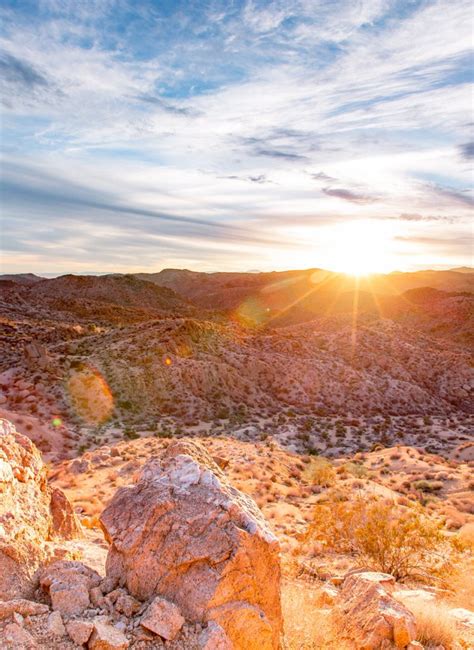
xmin=0 ymin=51 xmax=49 ymax=88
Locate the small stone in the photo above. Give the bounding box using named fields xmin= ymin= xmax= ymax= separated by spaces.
xmin=49 ymin=487 xmax=83 ymax=540
xmin=50 ymin=581 xmax=90 ymax=616
xmin=40 ymin=561 xmax=100 ymax=616
xmin=66 ymin=619 xmax=94 ymax=645
xmin=140 ymin=596 xmax=184 ymax=641
xmin=90 ymin=586 xmax=106 ymax=608
xmin=105 ymin=589 xmax=121 ymax=605
xmin=198 ymin=621 xmax=232 ymax=649
xmin=100 ymin=577 xmax=119 ymax=595
xmin=449 ymin=607 xmax=474 ymax=629
xmin=115 ymin=594 xmax=141 ymax=618
xmin=47 ymin=610 xmax=66 ymax=636
xmin=4 ymin=622 xmax=37 ymax=648
xmin=334 ymin=573 xmax=416 ymax=649
xmin=88 ymin=620 xmax=129 ymax=649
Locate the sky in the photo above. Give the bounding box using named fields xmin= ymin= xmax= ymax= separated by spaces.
xmin=0 ymin=0 xmax=473 ymax=275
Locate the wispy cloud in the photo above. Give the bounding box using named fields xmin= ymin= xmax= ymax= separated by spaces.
xmin=459 ymin=141 xmax=474 ymax=159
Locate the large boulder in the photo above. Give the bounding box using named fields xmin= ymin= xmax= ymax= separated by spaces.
xmin=100 ymin=440 xmax=282 ymax=649
xmin=0 ymin=418 xmax=82 ymax=599
xmin=334 ymin=572 xmax=417 ymax=649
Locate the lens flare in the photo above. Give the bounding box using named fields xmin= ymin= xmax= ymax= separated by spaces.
xmin=235 ymin=297 xmax=270 ymax=327
xmin=67 ymin=365 xmax=113 ymax=425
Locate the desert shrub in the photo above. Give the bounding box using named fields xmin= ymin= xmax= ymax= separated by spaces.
xmin=306 ymin=492 xmax=453 ymax=581
xmin=153 ymin=429 xmax=171 ymax=438
xmin=413 ymin=479 xmax=443 ymax=493
xmin=343 ymin=462 xmax=368 ymax=478
xmin=123 ymin=428 xmax=139 ymax=440
xmin=305 ymin=457 xmax=336 ymax=487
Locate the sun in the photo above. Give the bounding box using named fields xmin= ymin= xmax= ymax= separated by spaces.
xmin=328 ymin=220 xmax=393 ymax=276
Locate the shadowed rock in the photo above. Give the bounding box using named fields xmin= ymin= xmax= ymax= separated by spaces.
xmin=0 ymin=418 xmax=83 ymax=599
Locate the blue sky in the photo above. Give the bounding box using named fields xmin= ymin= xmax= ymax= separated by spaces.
xmin=0 ymin=0 xmax=472 ymax=274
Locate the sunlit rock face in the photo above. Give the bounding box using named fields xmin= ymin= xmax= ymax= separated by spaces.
xmin=0 ymin=418 xmax=82 ymax=599
xmin=100 ymin=440 xmax=283 ymax=650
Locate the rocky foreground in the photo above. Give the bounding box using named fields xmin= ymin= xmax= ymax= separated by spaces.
xmin=1 ymin=417 xmax=473 ymax=649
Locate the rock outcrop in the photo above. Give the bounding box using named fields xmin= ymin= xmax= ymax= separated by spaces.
xmin=334 ymin=572 xmax=417 ymax=649
xmin=100 ymin=440 xmax=282 ymax=649
xmin=0 ymin=418 xmax=82 ymax=599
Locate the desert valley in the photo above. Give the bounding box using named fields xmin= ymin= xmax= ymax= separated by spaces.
xmin=0 ymin=267 xmax=473 ymax=649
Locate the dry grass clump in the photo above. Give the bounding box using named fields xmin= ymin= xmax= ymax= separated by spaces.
xmin=281 ymin=581 xmax=351 ymax=649
xmin=408 ymin=601 xmax=458 ymax=648
xmin=448 ymin=556 xmax=474 ymax=609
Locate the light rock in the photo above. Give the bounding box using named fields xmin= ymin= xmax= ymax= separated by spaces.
xmin=0 ymin=418 xmax=81 ymax=599
xmin=88 ymin=620 xmax=129 ymax=649
xmin=140 ymin=596 xmax=185 ymax=640
xmin=345 ymin=570 xmax=396 ymax=593
xmin=47 ymin=610 xmax=66 ymax=636
xmin=393 ymin=589 xmax=436 ymax=604
xmin=334 ymin=572 xmax=416 ymax=649
xmin=100 ymin=440 xmax=282 ymax=650
xmin=0 ymin=599 xmax=49 ymax=619
xmin=40 ymin=560 xmax=101 ymax=617
xmin=449 ymin=607 xmax=474 ymax=629
xmin=66 ymin=619 xmax=94 ymax=645
xmin=198 ymin=621 xmax=233 ymax=649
